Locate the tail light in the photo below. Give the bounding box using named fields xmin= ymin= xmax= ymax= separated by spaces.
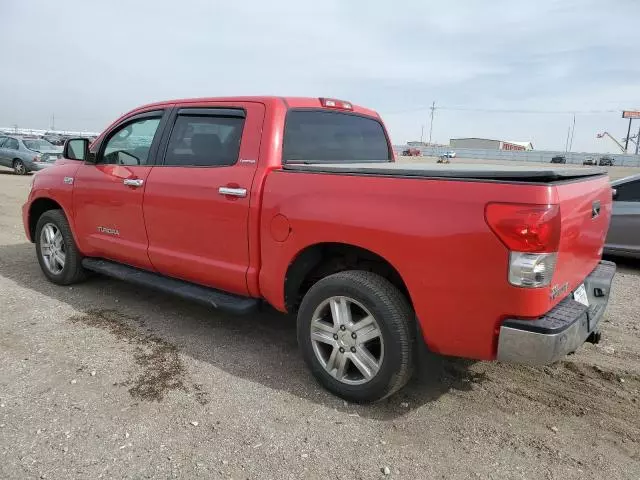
xmin=319 ymin=98 xmax=353 ymax=110
xmin=485 ymin=203 xmax=561 ymax=288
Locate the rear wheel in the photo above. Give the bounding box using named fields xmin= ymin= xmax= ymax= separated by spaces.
xmin=35 ymin=210 xmax=86 ymax=285
xmin=297 ymin=271 xmax=414 ymax=402
xmin=13 ymin=159 xmax=27 ymax=175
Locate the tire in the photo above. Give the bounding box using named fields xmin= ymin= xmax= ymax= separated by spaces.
xmin=35 ymin=209 xmax=86 ymax=285
xmin=297 ymin=270 xmax=414 ymax=403
xmin=13 ymin=159 xmax=27 ymax=175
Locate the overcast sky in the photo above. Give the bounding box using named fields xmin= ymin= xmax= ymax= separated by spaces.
xmin=1 ymin=0 xmax=639 ymax=153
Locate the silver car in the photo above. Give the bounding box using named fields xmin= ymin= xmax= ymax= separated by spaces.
xmin=0 ymin=136 xmax=62 ymax=175
xmin=604 ymin=174 xmax=640 ymax=258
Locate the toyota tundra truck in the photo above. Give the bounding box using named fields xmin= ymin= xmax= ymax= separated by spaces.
xmin=23 ymin=96 xmax=616 ymax=402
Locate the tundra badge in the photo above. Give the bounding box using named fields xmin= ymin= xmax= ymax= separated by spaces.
xmin=97 ymin=226 xmax=120 ymax=236
xmin=550 ymin=282 xmax=568 ymax=300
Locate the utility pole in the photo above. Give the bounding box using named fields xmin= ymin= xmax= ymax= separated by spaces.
xmin=624 ymin=118 xmax=632 ymax=152
xmin=565 ymin=126 xmax=571 ymax=152
xmin=568 ymin=114 xmax=576 ymax=152
xmin=636 ymin=124 xmax=640 ymax=155
xmin=428 ymin=101 xmax=436 ymax=146
xmin=420 ymin=125 xmax=424 ymax=144
xmin=51 ymin=113 xmax=55 ymax=131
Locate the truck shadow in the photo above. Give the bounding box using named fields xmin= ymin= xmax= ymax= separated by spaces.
xmin=0 ymin=242 xmax=484 ymax=420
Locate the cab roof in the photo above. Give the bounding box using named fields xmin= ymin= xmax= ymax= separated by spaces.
xmin=132 ymin=96 xmax=380 ymax=118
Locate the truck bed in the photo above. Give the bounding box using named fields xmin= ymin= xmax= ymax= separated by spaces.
xmin=282 ymin=162 xmax=606 ymax=183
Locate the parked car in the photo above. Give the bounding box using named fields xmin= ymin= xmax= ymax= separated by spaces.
xmin=444 ymin=151 xmax=456 ymax=158
xmin=551 ymin=155 xmax=566 ymax=164
xmin=0 ymin=135 xmax=62 ymax=174
xmin=401 ymin=148 xmax=420 ymax=156
xmin=23 ymin=96 xmax=615 ymax=402
xmin=604 ymin=174 xmax=640 ymax=258
xmin=583 ymin=156 xmax=596 ymax=166
xmin=599 ymin=156 xmax=614 ymax=166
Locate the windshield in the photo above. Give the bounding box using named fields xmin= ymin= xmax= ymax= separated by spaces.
xmin=283 ymin=110 xmax=391 ymax=163
xmin=23 ymin=139 xmax=56 ymax=151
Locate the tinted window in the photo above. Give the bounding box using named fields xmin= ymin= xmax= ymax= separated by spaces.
xmin=163 ymin=114 xmax=245 ymax=167
xmin=615 ymin=180 xmax=640 ymax=202
xmin=4 ymin=138 xmax=19 ymax=150
xmin=102 ymin=116 xmax=162 ymax=165
xmin=283 ymin=110 xmax=390 ymax=163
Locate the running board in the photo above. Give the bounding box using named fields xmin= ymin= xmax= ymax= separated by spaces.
xmin=81 ymin=258 xmax=258 ymax=315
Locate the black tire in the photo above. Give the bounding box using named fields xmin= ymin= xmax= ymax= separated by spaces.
xmin=297 ymin=271 xmax=414 ymax=403
xmin=35 ymin=209 xmax=86 ymax=285
xmin=13 ymin=159 xmax=27 ymax=175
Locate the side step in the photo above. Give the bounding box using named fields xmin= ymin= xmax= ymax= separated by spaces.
xmin=82 ymin=258 xmax=259 ymax=315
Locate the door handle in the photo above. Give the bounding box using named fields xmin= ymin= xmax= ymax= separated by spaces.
xmin=218 ymin=186 xmax=247 ymax=198
xmin=123 ymin=178 xmax=144 ymax=188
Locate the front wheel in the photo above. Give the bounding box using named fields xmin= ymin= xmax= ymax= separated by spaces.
xmin=35 ymin=210 xmax=86 ymax=285
xmin=297 ymin=271 xmax=414 ymax=402
xmin=13 ymin=159 xmax=27 ymax=175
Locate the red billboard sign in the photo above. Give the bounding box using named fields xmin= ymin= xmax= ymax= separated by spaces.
xmin=622 ymin=110 xmax=640 ymax=119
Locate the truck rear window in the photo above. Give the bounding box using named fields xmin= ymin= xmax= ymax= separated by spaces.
xmin=283 ymin=110 xmax=391 ymax=163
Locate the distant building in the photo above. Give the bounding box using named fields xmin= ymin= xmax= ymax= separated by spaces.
xmin=450 ymin=138 xmax=534 ymax=151
xmin=407 ymin=141 xmax=447 ymax=147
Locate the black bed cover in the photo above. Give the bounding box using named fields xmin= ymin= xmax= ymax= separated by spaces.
xmin=282 ymin=162 xmax=606 ymax=182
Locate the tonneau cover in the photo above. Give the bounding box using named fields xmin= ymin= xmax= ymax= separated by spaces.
xmin=282 ymin=162 xmax=606 ymax=182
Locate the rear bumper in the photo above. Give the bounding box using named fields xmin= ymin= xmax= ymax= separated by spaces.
xmin=496 ymin=260 xmax=616 ymax=365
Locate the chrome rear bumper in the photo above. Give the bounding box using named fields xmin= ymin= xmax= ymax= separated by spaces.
xmin=496 ymin=261 xmax=616 ymax=365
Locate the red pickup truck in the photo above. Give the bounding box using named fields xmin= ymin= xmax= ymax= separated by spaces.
xmin=23 ymin=96 xmax=615 ymax=402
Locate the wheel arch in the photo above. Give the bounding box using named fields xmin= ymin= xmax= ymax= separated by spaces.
xmin=28 ymin=197 xmax=66 ymax=242
xmin=283 ymin=242 xmax=412 ymax=314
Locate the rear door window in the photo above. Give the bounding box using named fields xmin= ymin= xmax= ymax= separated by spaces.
xmin=283 ymin=110 xmax=391 ymax=163
xmin=163 ymin=110 xmax=245 ymax=167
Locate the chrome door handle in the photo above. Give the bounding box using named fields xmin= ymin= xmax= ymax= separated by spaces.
xmin=123 ymin=178 xmax=144 ymax=187
xmin=218 ymin=186 xmax=247 ymax=198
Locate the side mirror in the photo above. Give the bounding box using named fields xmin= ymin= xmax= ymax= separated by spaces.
xmin=63 ymin=138 xmax=92 ymax=162
xmin=612 ymin=188 xmax=617 ymax=200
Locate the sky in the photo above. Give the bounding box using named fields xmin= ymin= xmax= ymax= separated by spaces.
xmin=1 ymin=0 xmax=639 ymax=153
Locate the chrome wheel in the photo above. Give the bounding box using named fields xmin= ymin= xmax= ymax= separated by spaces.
xmin=39 ymin=223 xmax=66 ymax=275
xmin=310 ymin=296 xmax=384 ymax=385
xmin=13 ymin=160 xmax=26 ymax=175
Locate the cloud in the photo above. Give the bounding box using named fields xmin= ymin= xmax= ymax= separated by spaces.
xmin=0 ymin=0 xmax=638 ymax=152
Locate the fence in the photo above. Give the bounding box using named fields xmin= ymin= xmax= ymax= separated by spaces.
xmin=394 ymin=145 xmax=640 ymax=167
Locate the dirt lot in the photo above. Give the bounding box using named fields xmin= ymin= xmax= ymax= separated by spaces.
xmin=0 ymin=167 xmax=638 ymax=479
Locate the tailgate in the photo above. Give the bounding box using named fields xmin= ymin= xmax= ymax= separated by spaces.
xmin=552 ymin=175 xmax=612 ymax=304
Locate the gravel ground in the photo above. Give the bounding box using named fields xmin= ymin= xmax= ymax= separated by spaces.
xmin=0 ymin=168 xmax=638 ymax=479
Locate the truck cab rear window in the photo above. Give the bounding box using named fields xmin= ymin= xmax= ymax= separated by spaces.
xmin=283 ymin=110 xmax=391 ymax=163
